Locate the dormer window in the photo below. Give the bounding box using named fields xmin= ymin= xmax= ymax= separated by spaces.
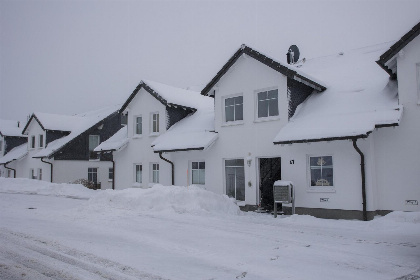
xmin=89 ymin=135 xmax=100 ymax=160
xmin=0 ymin=140 xmax=3 ymax=152
xmin=224 ymin=95 xmax=243 ymax=123
xmin=257 ymin=89 xmax=279 ymax=119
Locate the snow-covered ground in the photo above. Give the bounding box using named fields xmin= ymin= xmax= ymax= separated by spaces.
xmin=0 ymin=178 xmax=419 ymax=280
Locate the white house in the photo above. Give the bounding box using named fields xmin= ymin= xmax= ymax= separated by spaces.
xmin=98 ymin=22 xmax=420 ymax=220
xmin=0 ymin=119 xmax=27 ymax=178
xmin=8 ymin=105 xmax=122 ymax=189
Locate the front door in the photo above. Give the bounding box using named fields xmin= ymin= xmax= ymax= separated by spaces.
xmin=259 ymin=157 xmax=281 ymax=211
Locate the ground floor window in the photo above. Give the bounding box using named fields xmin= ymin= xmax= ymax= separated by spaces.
xmin=88 ymin=168 xmax=98 ymax=183
xmin=38 ymin=168 xmax=42 ymax=180
xmin=30 ymin=168 xmax=36 ymax=179
xmin=152 ymin=163 xmax=159 ymax=183
xmin=7 ymin=170 xmax=12 ymax=178
xmin=225 ymin=159 xmax=245 ymax=201
xmin=135 ymin=164 xmax=142 ymax=183
xmin=192 ymin=161 xmax=205 ymax=185
xmin=309 ymin=156 xmax=333 ymax=187
xmin=109 ymin=168 xmax=114 ymax=181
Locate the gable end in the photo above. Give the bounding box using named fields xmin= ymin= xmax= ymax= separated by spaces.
xmin=287 ymin=78 xmax=314 ymax=119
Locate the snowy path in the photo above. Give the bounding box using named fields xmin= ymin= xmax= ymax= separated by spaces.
xmin=0 ymin=180 xmax=419 ymax=280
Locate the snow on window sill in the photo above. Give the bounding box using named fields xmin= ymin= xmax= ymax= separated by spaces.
xmin=235 ymin=200 xmax=246 ymax=206
xmin=254 ymin=116 xmax=281 ymax=123
xmin=306 ymin=187 xmax=336 ymax=193
xmin=221 ymin=121 xmax=244 ymax=127
xmin=149 ymin=133 xmax=160 ymax=137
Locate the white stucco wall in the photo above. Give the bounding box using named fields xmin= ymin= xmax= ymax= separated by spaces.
xmin=373 ymin=35 xmax=420 ymax=212
xmin=114 ymin=88 xmax=172 ymax=190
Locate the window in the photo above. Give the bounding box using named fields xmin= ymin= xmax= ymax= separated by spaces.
xmin=224 ymin=96 xmax=243 ymax=122
xmin=89 ymin=135 xmax=100 ymax=159
xmin=38 ymin=135 xmax=44 ymax=148
xmin=152 ymin=163 xmax=159 ymax=183
xmin=7 ymin=170 xmax=12 ymax=178
xmin=38 ymin=168 xmax=42 ymax=180
xmin=151 ymin=113 xmax=159 ymax=134
xmin=135 ymin=164 xmax=142 ymax=183
xmin=109 ymin=168 xmax=114 ymax=181
xmin=30 ymin=168 xmax=36 ymax=179
xmin=0 ymin=140 xmax=3 ymax=152
xmin=309 ymin=156 xmax=333 ymax=187
xmin=88 ymin=168 xmax=98 ymax=183
xmin=225 ymin=159 xmax=245 ymax=201
xmin=192 ymin=161 xmax=205 ymax=185
xmin=30 ymin=136 xmax=35 ymax=149
xmin=134 ymin=116 xmax=142 ymax=135
xmin=257 ymin=89 xmax=279 ymax=118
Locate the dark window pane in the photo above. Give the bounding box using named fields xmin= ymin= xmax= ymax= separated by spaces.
xmin=192 ymin=162 xmax=198 ymax=169
xmin=258 ymin=100 xmax=268 ymax=118
xmin=258 ymin=91 xmax=267 ymax=101
xmin=225 ymin=106 xmax=234 ymax=122
xmin=236 ymin=167 xmax=245 ymax=201
xmin=268 ymin=99 xmax=279 ymax=116
xmin=225 ymin=98 xmax=234 ymax=106
xmin=199 ymin=162 xmax=205 ymax=169
xmin=268 ymin=89 xmax=278 ymax=99
xmin=235 ymin=103 xmax=243 ymax=121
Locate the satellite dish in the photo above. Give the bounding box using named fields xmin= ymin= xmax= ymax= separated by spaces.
xmin=286 ymin=45 xmax=300 ymax=64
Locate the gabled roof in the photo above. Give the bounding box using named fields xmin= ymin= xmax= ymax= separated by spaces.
xmin=274 ymin=43 xmax=402 ymax=145
xmin=22 ymin=112 xmax=85 ymax=135
xmin=376 ymin=21 xmax=420 ymax=78
xmin=33 ymin=105 xmax=120 ymax=159
xmin=0 ymin=119 xmax=26 ymax=138
xmin=120 ymin=80 xmax=210 ymax=114
xmin=0 ymin=143 xmax=28 ymax=164
xmin=201 ymin=44 xmax=327 ymax=96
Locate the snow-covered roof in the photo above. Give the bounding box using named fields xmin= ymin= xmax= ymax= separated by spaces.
xmin=120 ymin=80 xmax=212 ymax=114
xmin=0 ymin=119 xmax=26 ymax=137
xmin=201 ymin=44 xmax=327 ymax=96
xmin=22 ymin=112 xmax=85 ymax=134
xmin=0 ymin=143 xmax=28 ymax=164
xmin=94 ymin=126 xmax=128 ymax=152
xmin=274 ymin=42 xmax=402 ymax=144
xmin=34 ymin=105 xmax=120 ymax=158
xmin=152 ymin=106 xmax=217 ymax=152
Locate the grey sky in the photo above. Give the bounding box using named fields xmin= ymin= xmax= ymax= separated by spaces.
xmin=1 ymin=0 xmax=419 ymax=123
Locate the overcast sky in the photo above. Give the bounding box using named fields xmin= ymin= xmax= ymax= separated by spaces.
xmin=1 ymin=0 xmax=419 ymax=123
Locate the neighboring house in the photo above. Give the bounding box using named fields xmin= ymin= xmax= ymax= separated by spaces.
xmin=96 ymin=22 xmax=420 ymax=220
xmin=94 ymin=80 xmax=215 ymax=189
xmin=13 ymin=106 xmax=121 ymax=189
xmin=0 ymin=120 xmax=27 ymax=178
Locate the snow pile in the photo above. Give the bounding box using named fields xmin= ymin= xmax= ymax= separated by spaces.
xmin=86 ymin=184 xmax=241 ymax=216
xmin=0 ymin=178 xmax=96 ymax=199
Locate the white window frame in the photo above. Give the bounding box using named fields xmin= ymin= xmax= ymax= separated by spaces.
xmin=134 ymin=164 xmax=142 ymax=185
xmin=150 ymin=112 xmax=160 ymax=135
xmin=89 ymin=135 xmax=100 ymax=160
xmin=38 ymin=134 xmax=44 ymax=148
xmin=307 ymin=155 xmax=335 ymax=193
xmin=224 ymin=158 xmax=246 ymax=202
xmin=151 ymin=163 xmax=159 ymax=184
xmin=191 ymin=161 xmax=205 ymax=185
xmin=30 ymin=168 xmax=37 ymax=179
xmin=222 ymin=94 xmax=244 ymax=125
xmin=108 ymin=167 xmax=113 ymax=181
xmin=30 ymin=135 xmax=36 ymax=149
xmin=254 ymin=87 xmax=280 ymax=122
xmin=134 ymin=115 xmax=143 ymax=137
xmin=88 ymin=167 xmax=98 ymax=184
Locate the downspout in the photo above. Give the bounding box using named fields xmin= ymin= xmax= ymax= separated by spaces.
xmin=40 ymin=157 xmax=53 ymax=182
xmin=100 ymin=152 xmax=115 ymax=190
xmin=352 ymin=138 xmax=367 ymax=221
xmin=159 ymin=152 xmax=174 ymax=185
xmin=4 ymin=162 xmax=16 ymax=178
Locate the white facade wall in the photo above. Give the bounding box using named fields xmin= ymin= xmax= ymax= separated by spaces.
xmin=168 ymin=55 xmax=376 ymax=212
xmin=373 ymin=35 xmax=420 ymax=212
xmin=114 ymin=88 xmax=172 ymax=190
xmin=53 ymin=160 xmax=113 ymax=189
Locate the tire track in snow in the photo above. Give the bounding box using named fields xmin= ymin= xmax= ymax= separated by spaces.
xmin=0 ymin=228 xmax=167 ymax=280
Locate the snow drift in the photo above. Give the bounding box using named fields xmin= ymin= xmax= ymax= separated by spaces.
xmin=85 ymin=184 xmax=241 ymax=216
